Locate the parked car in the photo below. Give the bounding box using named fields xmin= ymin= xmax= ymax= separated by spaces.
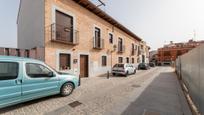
xmin=112 ymin=63 xmax=136 ymax=76
xmin=149 ymin=62 xmax=155 ymax=67
xmin=138 ymin=63 xmax=150 ymax=70
xmin=0 ymin=56 xmax=80 ymax=109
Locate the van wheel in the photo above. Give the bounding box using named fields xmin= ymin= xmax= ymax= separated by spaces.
xmin=60 ymin=82 xmax=74 ymax=96
xmin=112 ymin=73 xmax=116 ymax=76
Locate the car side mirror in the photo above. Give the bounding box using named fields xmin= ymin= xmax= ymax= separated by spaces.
xmin=48 ymin=72 xmax=54 ymax=77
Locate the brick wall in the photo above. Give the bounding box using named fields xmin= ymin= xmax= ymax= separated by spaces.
xmin=0 ymin=47 xmax=44 ymax=61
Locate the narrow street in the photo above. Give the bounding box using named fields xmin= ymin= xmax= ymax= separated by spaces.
xmin=0 ymin=67 xmax=191 ymax=115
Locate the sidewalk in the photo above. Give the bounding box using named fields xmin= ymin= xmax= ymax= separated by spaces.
xmin=121 ymin=67 xmax=192 ymax=115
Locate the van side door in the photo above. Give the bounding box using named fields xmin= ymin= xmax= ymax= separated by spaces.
xmin=21 ymin=62 xmax=59 ymax=101
xmin=0 ymin=61 xmax=22 ymax=108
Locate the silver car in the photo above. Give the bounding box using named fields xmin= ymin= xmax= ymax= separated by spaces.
xmin=112 ymin=63 xmax=136 ymax=76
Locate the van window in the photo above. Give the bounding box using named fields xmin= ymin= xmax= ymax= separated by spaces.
xmin=26 ymin=63 xmax=52 ymax=78
xmin=0 ymin=62 xmax=18 ymax=80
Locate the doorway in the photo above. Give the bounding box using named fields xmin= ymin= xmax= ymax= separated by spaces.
xmin=80 ymin=55 xmax=89 ymax=78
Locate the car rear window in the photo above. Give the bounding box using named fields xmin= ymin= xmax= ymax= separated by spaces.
xmin=0 ymin=62 xmax=19 ymax=80
xmin=113 ymin=64 xmax=124 ymax=68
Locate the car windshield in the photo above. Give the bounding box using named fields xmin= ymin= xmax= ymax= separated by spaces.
xmin=113 ymin=64 xmax=124 ymax=68
xmin=139 ymin=63 xmax=145 ymax=66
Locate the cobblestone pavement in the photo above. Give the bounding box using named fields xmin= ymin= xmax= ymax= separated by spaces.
xmin=0 ymin=67 xmax=191 ymax=115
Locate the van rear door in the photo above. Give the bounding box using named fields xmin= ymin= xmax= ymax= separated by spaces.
xmin=0 ymin=61 xmax=22 ymax=108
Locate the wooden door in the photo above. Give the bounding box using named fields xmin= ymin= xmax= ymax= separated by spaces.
xmin=80 ymin=55 xmax=89 ymax=77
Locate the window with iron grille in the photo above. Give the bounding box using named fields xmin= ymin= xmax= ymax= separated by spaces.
xmin=135 ymin=45 xmax=138 ymax=51
xmin=16 ymin=49 xmax=20 ymax=57
xmin=109 ymin=33 xmax=113 ymax=44
xmin=102 ymin=56 xmax=107 ymax=66
xmin=118 ymin=57 xmax=123 ymax=63
xmin=5 ymin=48 xmax=9 ymax=56
xmin=118 ymin=38 xmax=123 ymax=52
xmin=126 ymin=57 xmax=129 ymax=63
xmin=94 ymin=27 xmax=101 ymax=48
xmin=59 ymin=53 xmax=71 ymax=70
xmin=132 ymin=43 xmax=135 ymax=55
xmin=164 ymin=51 xmax=171 ymax=56
xmin=132 ymin=58 xmax=134 ymax=63
xmin=25 ymin=50 xmax=29 ymax=58
xmin=55 ymin=10 xmax=73 ymax=42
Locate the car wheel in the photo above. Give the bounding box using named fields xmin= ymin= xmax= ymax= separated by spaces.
xmin=60 ymin=82 xmax=74 ymax=96
xmin=112 ymin=73 xmax=116 ymax=76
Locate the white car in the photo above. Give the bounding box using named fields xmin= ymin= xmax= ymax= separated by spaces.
xmin=112 ymin=63 xmax=136 ymax=76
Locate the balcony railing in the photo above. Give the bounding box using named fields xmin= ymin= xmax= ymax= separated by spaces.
xmin=51 ymin=23 xmax=79 ymax=45
xmin=93 ymin=37 xmax=104 ymax=49
xmin=131 ymin=49 xmax=135 ymax=55
xmin=117 ymin=45 xmax=125 ymax=53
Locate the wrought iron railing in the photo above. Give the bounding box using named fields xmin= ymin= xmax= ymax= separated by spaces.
xmin=118 ymin=45 xmax=125 ymax=53
xmin=51 ymin=23 xmax=79 ymax=45
xmin=93 ymin=37 xmax=104 ymax=49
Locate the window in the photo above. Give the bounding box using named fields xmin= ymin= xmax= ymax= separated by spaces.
xmin=109 ymin=33 xmax=113 ymax=44
xmin=138 ymin=46 xmax=141 ymax=56
xmin=135 ymin=45 xmax=138 ymax=51
xmin=16 ymin=49 xmax=20 ymax=57
xmin=132 ymin=58 xmax=134 ymax=63
xmin=102 ymin=56 xmax=107 ymax=66
xmin=26 ymin=63 xmax=52 ymax=78
xmin=126 ymin=57 xmax=129 ymax=63
xmin=118 ymin=38 xmax=123 ymax=52
xmin=132 ymin=43 xmax=135 ymax=55
xmin=25 ymin=50 xmax=29 ymax=57
xmin=177 ymin=50 xmax=182 ymax=56
xmin=164 ymin=51 xmax=171 ymax=56
xmin=118 ymin=57 xmax=123 ymax=63
xmin=0 ymin=62 xmax=18 ymax=80
xmin=94 ymin=27 xmax=101 ymax=48
xmin=5 ymin=48 xmax=9 ymax=56
xmin=59 ymin=53 xmax=71 ymax=71
xmin=141 ymin=45 xmax=144 ymax=49
xmin=56 ymin=10 xmax=73 ymax=42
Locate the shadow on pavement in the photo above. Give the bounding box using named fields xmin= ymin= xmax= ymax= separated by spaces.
xmin=0 ymin=95 xmax=60 ymax=114
xmin=121 ymin=71 xmax=191 ymax=115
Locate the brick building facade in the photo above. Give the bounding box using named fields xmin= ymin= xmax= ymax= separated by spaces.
xmin=157 ymin=40 xmax=204 ymax=65
xmin=17 ymin=0 xmax=150 ymax=78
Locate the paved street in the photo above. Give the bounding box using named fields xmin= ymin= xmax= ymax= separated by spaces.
xmin=0 ymin=67 xmax=191 ymax=115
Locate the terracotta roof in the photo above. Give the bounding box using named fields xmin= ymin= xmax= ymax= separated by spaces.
xmin=73 ymin=0 xmax=142 ymax=41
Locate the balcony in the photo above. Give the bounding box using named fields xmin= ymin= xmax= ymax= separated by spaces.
xmin=131 ymin=49 xmax=135 ymax=55
xmin=93 ymin=37 xmax=104 ymax=50
xmin=51 ymin=23 xmax=79 ymax=45
xmin=117 ymin=45 xmax=125 ymax=53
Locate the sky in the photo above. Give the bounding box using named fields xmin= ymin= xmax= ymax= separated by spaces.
xmin=0 ymin=0 xmax=204 ymax=50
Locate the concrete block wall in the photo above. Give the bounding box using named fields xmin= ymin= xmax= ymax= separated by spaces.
xmin=176 ymin=44 xmax=204 ymax=114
